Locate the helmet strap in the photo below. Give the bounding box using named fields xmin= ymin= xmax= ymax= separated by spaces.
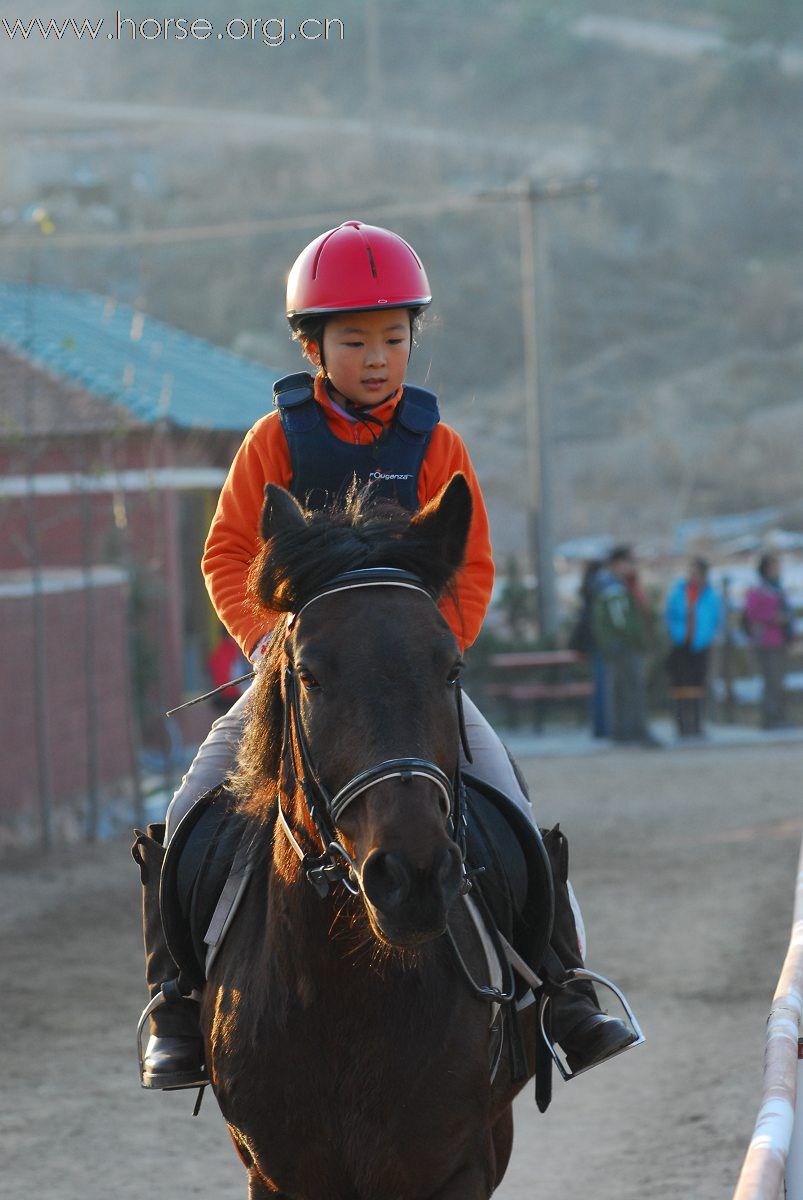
xmin=324 ymin=380 xmax=385 ymax=445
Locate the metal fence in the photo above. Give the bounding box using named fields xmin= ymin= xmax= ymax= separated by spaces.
xmin=733 ymin=836 xmax=803 ymax=1199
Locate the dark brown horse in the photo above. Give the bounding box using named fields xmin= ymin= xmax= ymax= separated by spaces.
xmin=203 ymin=474 xmax=538 ymax=1199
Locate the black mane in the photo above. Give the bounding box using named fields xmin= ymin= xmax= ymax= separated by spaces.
xmin=249 ymin=484 xmax=462 ymax=616
xmin=234 ymin=477 xmax=470 ymax=816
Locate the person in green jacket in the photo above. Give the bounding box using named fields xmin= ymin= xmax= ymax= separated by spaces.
xmin=592 ymin=546 xmax=660 ymax=746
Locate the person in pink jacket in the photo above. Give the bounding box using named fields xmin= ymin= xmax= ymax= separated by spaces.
xmin=744 ymin=553 xmax=794 ymax=729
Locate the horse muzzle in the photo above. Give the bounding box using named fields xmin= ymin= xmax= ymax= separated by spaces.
xmin=360 ymin=842 xmax=463 ymax=945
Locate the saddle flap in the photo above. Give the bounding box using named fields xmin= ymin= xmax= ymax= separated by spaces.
xmin=462 ymin=773 xmax=554 ymax=980
xmin=161 ymin=786 xmax=251 ymax=989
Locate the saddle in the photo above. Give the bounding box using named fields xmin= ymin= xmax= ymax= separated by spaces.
xmin=461 ymin=773 xmax=553 ymax=984
xmin=160 ymin=776 xmax=554 ymax=1000
xmin=161 ymin=786 xmax=261 ymax=991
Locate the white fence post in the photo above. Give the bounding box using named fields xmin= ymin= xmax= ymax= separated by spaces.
xmin=787 ymin=1038 xmax=803 ymax=1198
xmin=733 ymin=837 xmax=803 ymax=1200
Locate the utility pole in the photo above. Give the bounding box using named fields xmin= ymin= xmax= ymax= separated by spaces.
xmin=22 ymin=207 xmax=56 ymax=848
xmin=364 ymin=0 xmax=382 ymax=167
xmin=482 ymin=176 xmax=597 ymax=640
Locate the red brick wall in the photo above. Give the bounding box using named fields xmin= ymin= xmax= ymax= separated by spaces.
xmin=0 ymin=429 xmax=242 ymax=728
xmin=0 ymin=576 xmax=135 ymax=847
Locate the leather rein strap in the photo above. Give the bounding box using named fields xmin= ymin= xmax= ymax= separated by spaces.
xmin=277 ymin=568 xmax=472 ymax=899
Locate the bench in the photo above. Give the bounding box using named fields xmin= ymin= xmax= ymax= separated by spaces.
xmin=486 ymin=650 xmax=593 ymax=731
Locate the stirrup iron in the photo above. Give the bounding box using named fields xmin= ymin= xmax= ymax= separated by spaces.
xmin=539 ymin=967 xmax=645 ymax=1082
xmin=136 ymin=987 xmax=210 ymax=1092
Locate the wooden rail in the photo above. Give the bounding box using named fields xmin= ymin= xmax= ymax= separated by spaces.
xmin=486 ymin=650 xmax=592 ymax=731
xmin=733 ymin=836 xmax=803 ymax=1200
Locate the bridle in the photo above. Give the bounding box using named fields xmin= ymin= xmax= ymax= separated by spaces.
xmin=276 ymin=567 xmax=473 ymax=900
xmin=268 ymin=572 xmax=646 ymax=1084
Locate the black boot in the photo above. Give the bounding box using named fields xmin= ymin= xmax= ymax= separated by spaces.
xmin=541 ymin=825 xmax=636 ymax=1073
xmin=132 ymin=823 xmax=207 ymax=1090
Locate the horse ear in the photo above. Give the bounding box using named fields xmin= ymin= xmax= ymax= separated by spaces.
xmin=409 ymin=473 xmax=473 ymax=578
xmin=261 ymin=484 xmax=307 ymax=543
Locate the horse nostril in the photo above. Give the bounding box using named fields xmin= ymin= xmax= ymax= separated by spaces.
xmin=434 ymin=845 xmax=462 ymax=904
xmin=362 ymin=851 xmax=411 ymax=914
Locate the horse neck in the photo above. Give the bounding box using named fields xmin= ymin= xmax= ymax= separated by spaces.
xmin=270 ymin=790 xmax=355 ymax=957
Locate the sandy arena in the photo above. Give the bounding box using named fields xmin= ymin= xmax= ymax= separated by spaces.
xmin=3 ymin=741 xmax=802 ymax=1199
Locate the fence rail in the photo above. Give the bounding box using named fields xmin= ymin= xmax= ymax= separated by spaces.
xmin=733 ymin=836 xmax=803 ymax=1200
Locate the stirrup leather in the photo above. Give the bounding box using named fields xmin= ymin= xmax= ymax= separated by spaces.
xmin=539 ymin=966 xmax=645 ymax=1081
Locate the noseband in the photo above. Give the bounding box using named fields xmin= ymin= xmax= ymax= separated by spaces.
xmin=276 ymin=568 xmax=472 ymax=899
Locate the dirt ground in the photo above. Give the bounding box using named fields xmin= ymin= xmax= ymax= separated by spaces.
xmin=2 ymin=742 xmax=802 ymax=1200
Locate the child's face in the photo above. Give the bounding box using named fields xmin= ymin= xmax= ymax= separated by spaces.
xmin=317 ymin=308 xmax=411 ymax=407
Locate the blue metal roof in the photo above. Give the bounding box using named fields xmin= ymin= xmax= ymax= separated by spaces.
xmin=0 ymin=283 xmax=281 ymax=432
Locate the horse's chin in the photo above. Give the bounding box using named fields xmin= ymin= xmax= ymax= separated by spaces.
xmin=364 ymin=904 xmax=446 ymax=949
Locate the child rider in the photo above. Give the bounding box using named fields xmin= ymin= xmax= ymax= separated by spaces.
xmin=138 ymin=221 xmax=636 ymax=1091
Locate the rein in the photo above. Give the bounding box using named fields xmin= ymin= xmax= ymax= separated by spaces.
xmin=276 ymin=568 xmax=472 ymax=899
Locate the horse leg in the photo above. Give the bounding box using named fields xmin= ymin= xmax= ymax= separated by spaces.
xmin=490 ymin=1105 xmax=514 ymax=1188
xmin=429 ymin=1141 xmax=498 ymax=1200
xmin=225 ymin=1131 xmax=285 ymax=1198
xmin=248 ymin=1169 xmax=286 ymax=1198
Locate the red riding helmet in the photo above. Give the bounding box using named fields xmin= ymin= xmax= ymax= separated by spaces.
xmin=286 ymin=220 xmax=432 ymax=327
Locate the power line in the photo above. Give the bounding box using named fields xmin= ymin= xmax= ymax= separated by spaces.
xmin=0 ymin=192 xmax=489 ymax=250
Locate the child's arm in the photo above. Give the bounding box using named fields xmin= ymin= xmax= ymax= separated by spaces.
xmin=419 ymin=425 xmax=495 ymax=651
xmin=202 ymin=413 xmax=292 ymax=657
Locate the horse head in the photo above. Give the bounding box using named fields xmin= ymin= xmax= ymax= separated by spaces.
xmin=240 ymin=474 xmax=474 ymax=948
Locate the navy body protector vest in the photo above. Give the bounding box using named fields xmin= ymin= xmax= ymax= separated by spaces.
xmin=273 ymin=372 xmax=440 ymax=513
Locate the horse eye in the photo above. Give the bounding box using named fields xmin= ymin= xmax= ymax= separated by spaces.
xmin=447 ymin=663 xmax=463 ymax=687
xmin=298 ymin=669 xmax=320 ymax=691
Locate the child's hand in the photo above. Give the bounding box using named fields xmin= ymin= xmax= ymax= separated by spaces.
xmin=250 ymin=633 xmax=272 ymax=670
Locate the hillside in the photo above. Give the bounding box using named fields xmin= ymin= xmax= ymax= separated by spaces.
xmin=1 ymin=0 xmax=802 ymax=548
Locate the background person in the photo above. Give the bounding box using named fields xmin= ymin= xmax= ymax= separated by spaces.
xmin=568 ymin=559 xmax=609 ymax=738
xmin=664 ymin=558 xmax=722 ymax=739
xmin=744 ymin=552 xmax=794 ymax=730
xmin=593 ymin=546 xmax=659 ymax=747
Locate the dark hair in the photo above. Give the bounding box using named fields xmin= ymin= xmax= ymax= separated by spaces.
xmin=691 ymin=557 xmax=709 ymax=577
xmin=290 ymin=314 xmax=327 ymax=376
xmin=250 ymin=486 xmax=463 ymax=616
xmin=291 ymin=313 xmax=326 ymax=347
xmin=607 ymin=544 xmax=633 ymax=566
xmin=291 ymin=308 xmax=423 ymax=374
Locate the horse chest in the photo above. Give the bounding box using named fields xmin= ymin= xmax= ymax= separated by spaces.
xmin=210 ymin=951 xmax=493 ymax=1197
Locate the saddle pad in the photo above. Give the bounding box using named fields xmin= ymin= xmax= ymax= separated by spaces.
xmin=161 ymin=786 xmax=257 ymax=990
xmin=462 ymin=774 xmax=554 ymax=983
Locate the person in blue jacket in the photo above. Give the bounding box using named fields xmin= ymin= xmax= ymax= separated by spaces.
xmin=664 ymin=558 xmax=722 ymax=738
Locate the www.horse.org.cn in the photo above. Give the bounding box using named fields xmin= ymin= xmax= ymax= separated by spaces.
xmin=0 ymin=14 xmax=346 ymax=45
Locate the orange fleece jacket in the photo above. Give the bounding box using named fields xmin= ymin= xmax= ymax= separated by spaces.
xmin=202 ymin=377 xmax=495 ymax=656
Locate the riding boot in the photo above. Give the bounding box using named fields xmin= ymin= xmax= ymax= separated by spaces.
xmin=541 ymin=824 xmax=636 ymax=1073
xmin=132 ymin=823 xmax=207 ymax=1090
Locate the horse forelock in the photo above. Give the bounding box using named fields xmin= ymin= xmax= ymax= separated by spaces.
xmin=248 ymin=487 xmax=461 ymax=618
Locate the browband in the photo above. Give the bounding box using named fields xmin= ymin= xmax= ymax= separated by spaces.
xmin=287 ymin=568 xmax=435 ymax=629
